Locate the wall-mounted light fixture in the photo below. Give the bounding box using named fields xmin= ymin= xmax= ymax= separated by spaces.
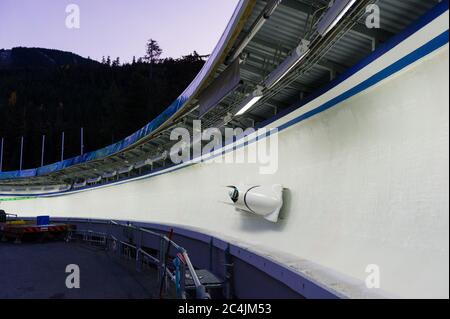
xmin=264 ymin=39 xmax=310 ymax=89
xmin=235 ymin=86 xmax=264 ymax=116
xmin=317 ymin=0 xmax=357 ymax=37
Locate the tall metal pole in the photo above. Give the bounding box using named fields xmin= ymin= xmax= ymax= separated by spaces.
xmin=61 ymin=132 xmax=65 ymax=162
xmin=81 ymin=127 xmax=84 ymax=156
xmin=41 ymin=135 xmax=45 ymax=167
xmin=0 ymin=137 xmax=4 ymax=172
xmin=19 ymin=136 xmax=24 ymax=171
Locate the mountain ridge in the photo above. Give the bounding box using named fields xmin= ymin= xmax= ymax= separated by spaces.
xmin=0 ymin=47 xmax=99 ymax=69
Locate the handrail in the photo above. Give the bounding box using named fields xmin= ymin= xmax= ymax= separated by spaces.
xmin=107 ymin=219 xmax=208 ymax=299
xmin=182 ymin=251 xmax=202 ymax=289
xmin=72 ymin=219 xmax=208 ymax=298
xmin=118 ymin=240 xmax=137 ymax=250
xmin=110 ymin=220 xmax=185 ymax=251
xmin=77 ymin=229 xmax=106 ymax=237
xmin=138 ymin=248 xmax=160 ymax=265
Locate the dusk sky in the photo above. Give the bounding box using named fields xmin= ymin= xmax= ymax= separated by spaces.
xmin=0 ymin=0 xmax=240 ymax=63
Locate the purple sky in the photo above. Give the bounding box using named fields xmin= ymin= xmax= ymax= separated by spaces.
xmin=0 ymin=0 xmax=240 ymax=63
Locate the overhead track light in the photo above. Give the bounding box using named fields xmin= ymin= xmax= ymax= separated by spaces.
xmin=317 ymin=0 xmax=357 ymax=37
xmin=227 ymin=0 xmax=282 ymax=64
xmin=87 ymin=176 xmax=101 ymax=184
xmin=264 ymin=39 xmax=310 ymax=89
xmin=235 ymin=86 xmax=264 ymax=116
xmin=150 ymin=151 xmax=168 ymax=163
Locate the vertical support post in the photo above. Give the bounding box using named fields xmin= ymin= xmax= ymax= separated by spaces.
xmin=136 ymin=229 xmax=142 ymax=272
xmin=106 ymin=221 xmax=110 ymax=251
xmin=224 ymin=244 xmax=234 ymax=299
xmin=0 ymin=137 xmax=3 ymax=172
xmin=158 ymin=236 xmax=165 ymax=284
xmin=19 ymin=136 xmax=24 ymax=171
xmin=80 ymin=127 xmax=84 ymax=156
xmin=61 ymin=132 xmax=65 ymax=162
xmin=41 ymin=135 xmax=45 ymax=167
xmin=173 ymin=257 xmax=181 ymax=298
xmin=180 ymin=261 xmax=186 ymax=299
xmin=113 ymin=225 xmax=119 ymax=257
xmin=371 ymin=38 xmax=377 ymax=52
xmin=209 ymin=237 xmax=214 ymax=271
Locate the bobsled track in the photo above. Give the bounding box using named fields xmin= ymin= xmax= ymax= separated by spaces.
xmin=0 ymin=0 xmax=449 ymax=299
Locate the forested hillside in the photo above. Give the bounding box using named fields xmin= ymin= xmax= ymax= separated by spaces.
xmin=0 ymin=47 xmax=205 ymax=171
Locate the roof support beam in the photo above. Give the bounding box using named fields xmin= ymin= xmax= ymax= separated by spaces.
xmin=247 ymin=37 xmax=347 ymax=77
xmin=350 ymin=23 xmax=394 ymax=47
xmin=227 ymin=0 xmax=283 ymax=64
xmin=281 ymin=0 xmax=320 ymax=15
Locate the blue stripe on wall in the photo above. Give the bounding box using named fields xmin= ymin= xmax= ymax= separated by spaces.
xmin=278 ymin=30 xmax=449 ymax=132
xmin=256 ymin=0 xmax=449 ymax=129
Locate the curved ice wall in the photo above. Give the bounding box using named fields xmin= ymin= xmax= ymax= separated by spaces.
xmin=1 ymin=5 xmax=449 ymax=299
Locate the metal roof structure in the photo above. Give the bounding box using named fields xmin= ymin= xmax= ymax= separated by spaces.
xmin=0 ymin=0 xmax=440 ymax=192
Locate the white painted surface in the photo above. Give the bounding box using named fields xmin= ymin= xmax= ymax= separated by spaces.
xmin=1 ymin=15 xmax=449 ymax=299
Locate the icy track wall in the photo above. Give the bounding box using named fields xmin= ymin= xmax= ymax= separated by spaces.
xmin=1 ymin=10 xmax=449 ymax=299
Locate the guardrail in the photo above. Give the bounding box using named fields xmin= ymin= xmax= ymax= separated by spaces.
xmin=73 ymin=220 xmax=210 ymax=299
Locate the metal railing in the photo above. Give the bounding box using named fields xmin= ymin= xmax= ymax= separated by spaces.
xmin=73 ymin=220 xmax=210 ymax=299
xmin=75 ymin=230 xmax=107 ymax=245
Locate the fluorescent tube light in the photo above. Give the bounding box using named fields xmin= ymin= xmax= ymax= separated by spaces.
xmin=236 ymin=95 xmax=263 ymax=116
xmin=268 ymin=48 xmax=310 ymax=89
xmin=264 ymin=39 xmax=310 ymax=89
xmin=319 ymin=0 xmax=357 ymax=36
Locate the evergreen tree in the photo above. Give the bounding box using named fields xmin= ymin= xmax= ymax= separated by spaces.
xmin=112 ymin=57 xmax=120 ymax=67
xmin=145 ymin=39 xmax=162 ymax=79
